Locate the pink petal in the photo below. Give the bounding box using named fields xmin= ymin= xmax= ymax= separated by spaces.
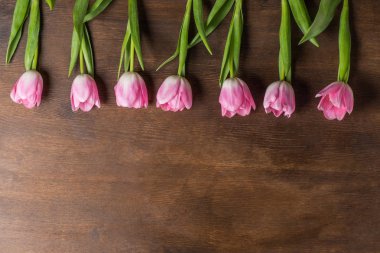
xmin=343 ymin=84 xmax=354 ymax=114
xmin=156 ymin=76 xmax=180 ymax=105
xmin=178 ymin=77 xmax=193 ymax=109
xmin=316 ymin=82 xmax=341 ymax=98
xmin=263 ymin=81 xmax=280 ymax=109
xmin=219 ymin=79 xmax=244 ymax=112
xmin=335 ymin=107 xmax=347 ymax=121
xmin=167 ymin=93 xmax=184 ymax=112
xmin=238 ymin=78 xmax=256 ymax=111
xmin=329 ymin=84 xmax=345 ymax=108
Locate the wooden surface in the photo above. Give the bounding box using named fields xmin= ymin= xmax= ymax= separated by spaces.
xmin=0 ymin=0 xmax=379 ymax=252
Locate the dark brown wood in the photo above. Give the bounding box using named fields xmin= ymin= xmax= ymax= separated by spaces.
xmin=0 ymin=0 xmax=379 ymax=252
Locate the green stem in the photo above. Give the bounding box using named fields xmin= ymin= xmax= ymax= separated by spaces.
xmin=130 ymin=40 xmax=135 ymax=72
xmin=80 ymin=48 xmax=85 ymax=74
xmin=177 ymin=0 xmax=193 ymax=76
xmin=279 ymin=0 xmax=292 ymax=82
xmin=32 ymin=47 xmax=38 ymax=70
xmin=229 ymin=54 xmax=235 ymax=78
xmin=338 ymin=0 xmax=351 ymax=83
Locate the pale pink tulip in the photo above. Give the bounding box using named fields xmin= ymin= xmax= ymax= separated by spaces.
xmin=264 ymin=81 xmax=296 ymax=118
xmin=70 ymin=74 xmax=100 ymax=112
xmin=156 ymin=75 xmax=192 ymax=112
xmin=10 ymin=70 xmax=43 ymax=109
xmin=219 ymin=78 xmax=256 ymax=118
xmin=316 ymin=81 xmax=354 ymax=121
xmin=114 ymin=72 xmax=148 ymax=109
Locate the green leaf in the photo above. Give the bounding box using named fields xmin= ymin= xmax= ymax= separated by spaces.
xmin=219 ymin=23 xmax=233 ymax=84
xmin=338 ymin=0 xmax=350 ymax=83
xmin=299 ymin=0 xmax=342 ymax=44
xmin=124 ymin=38 xmax=131 ymax=74
xmin=219 ymin=5 xmax=235 ymax=84
xmin=25 ymin=0 xmax=40 ymax=70
xmin=157 ymin=0 xmax=234 ymax=72
xmin=118 ymin=21 xmax=131 ymax=78
xmin=68 ymin=29 xmax=81 ymax=76
xmin=279 ymin=0 xmax=292 ymax=82
xmin=231 ymin=0 xmax=243 ymax=75
xmin=128 ymin=0 xmax=144 ymax=70
xmin=83 ymin=0 xmax=113 ymax=23
xmin=156 ymin=48 xmax=179 ymax=72
xmin=178 ymin=0 xmax=193 ymax=76
xmin=190 ymin=0 xmax=234 ymax=48
xmin=6 ymin=28 xmax=23 ymax=65
xmin=6 ymin=0 xmax=30 ymax=63
xmin=45 ymin=0 xmax=55 ymax=10
xmin=219 ymin=0 xmax=243 ymax=84
xmin=73 ymin=0 xmax=89 ymax=38
xmin=69 ymin=0 xmax=89 ymax=76
xmin=288 ymin=0 xmax=319 ymax=47
xmin=82 ymin=25 xmax=94 ymax=76
xmin=193 ymin=0 xmax=212 ymax=54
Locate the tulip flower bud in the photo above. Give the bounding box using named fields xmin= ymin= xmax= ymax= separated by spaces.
xmin=70 ymin=74 xmax=100 ymax=112
xmin=316 ymin=82 xmax=354 ymax=121
xmin=219 ymin=78 xmax=256 ymax=118
xmin=263 ymin=81 xmax=296 ymax=118
xmin=114 ymin=72 xmax=148 ymax=109
xmin=156 ymin=75 xmax=192 ymax=112
xmin=10 ymin=70 xmax=43 ymax=109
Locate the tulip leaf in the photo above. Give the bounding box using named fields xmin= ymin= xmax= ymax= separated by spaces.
xmin=338 ymin=0 xmax=350 ymax=83
xmin=25 ymin=0 xmax=40 ymax=71
xmin=82 ymin=25 xmax=94 ymax=76
xmin=83 ymin=0 xmax=113 ymax=23
xmin=69 ymin=0 xmax=89 ymax=76
xmin=190 ymin=0 xmax=234 ymax=48
xmin=158 ymin=0 xmax=234 ymax=71
xmin=299 ymin=0 xmax=342 ymax=44
xmin=279 ymin=0 xmax=292 ymax=83
xmin=73 ymin=0 xmax=88 ymax=39
xmin=6 ymin=28 xmax=23 ymax=65
xmin=69 ymin=29 xmax=81 ymax=76
xmin=45 ymin=0 xmax=55 ymax=10
xmin=124 ymin=38 xmax=131 ymax=74
xmin=129 ymin=0 xmax=144 ymax=70
xmin=231 ymin=0 xmax=243 ymax=75
xmin=288 ymin=0 xmax=319 ymax=47
xmin=219 ymin=21 xmax=233 ymax=84
xmin=156 ymin=48 xmax=179 ymax=72
xmin=118 ymin=21 xmax=131 ymax=78
xmin=178 ymin=0 xmax=193 ymax=76
xmin=193 ymin=0 xmax=212 ymax=55
xmin=219 ymin=0 xmax=242 ymax=84
xmin=6 ymin=0 xmax=30 ymax=64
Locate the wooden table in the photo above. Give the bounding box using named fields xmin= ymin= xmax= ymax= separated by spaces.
xmin=0 ymin=0 xmax=379 ymax=252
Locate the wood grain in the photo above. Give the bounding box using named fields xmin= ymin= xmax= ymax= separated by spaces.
xmin=0 ymin=0 xmax=379 ymax=252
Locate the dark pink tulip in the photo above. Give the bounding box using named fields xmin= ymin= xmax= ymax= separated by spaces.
xmin=156 ymin=75 xmax=192 ymax=112
xmin=219 ymin=78 xmax=256 ymax=118
xmin=316 ymin=81 xmax=354 ymax=121
xmin=10 ymin=71 xmax=43 ymax=109
xmin=114 ymin=72 xmax=148 ymax=109
xmin=264 ymin=81 xmax=296 ymax=118
xmin=70 ymin=74 xmax=100 ymax=112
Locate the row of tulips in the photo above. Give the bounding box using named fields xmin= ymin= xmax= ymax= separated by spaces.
xmin=7 ymin=0 xmax=354 ymax=121
xmin=13 ymin=70 xmax=353 ymax=121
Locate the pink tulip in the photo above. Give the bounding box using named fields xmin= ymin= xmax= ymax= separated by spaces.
xmin=114 ymin=72 xmax=148 ymax=109
xmin=263 ymin=81 xmax=296 ymax=118
xmin=316 ymin=81 xmax=354 ymax=121
xmin=156 ymin=75 xmax=192 ymax=112
xmin=219 ymin=78 xmax=256 ymax=118
xmin=10 ymin=70 xmax=43 ymax=109
xmin=70 ymin=74 xmax=100 ymax=112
